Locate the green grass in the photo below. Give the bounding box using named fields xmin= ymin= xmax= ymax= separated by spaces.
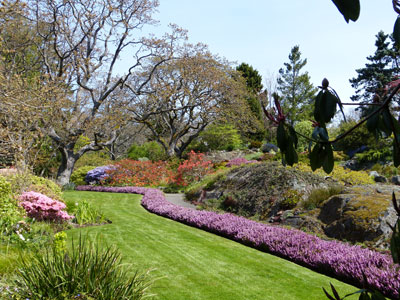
xmin=65 ymin=191 xmax=358 ymax=300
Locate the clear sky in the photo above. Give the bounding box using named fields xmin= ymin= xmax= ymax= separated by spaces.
xmin=151 ymin=1 xmax=396 ymax=111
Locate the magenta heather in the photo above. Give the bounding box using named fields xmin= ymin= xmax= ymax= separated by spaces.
xmin=19 ymin=191 xmax=74 ymax=222
xmin=76 ymin=185 xmax=400 ymax=298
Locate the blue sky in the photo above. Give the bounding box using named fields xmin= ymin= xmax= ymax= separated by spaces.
xmin=151 ymin=1 xmax=396 ymax=111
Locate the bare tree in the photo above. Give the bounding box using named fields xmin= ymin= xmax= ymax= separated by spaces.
xmin=2 ymin=0 xmax=184 ymax=184
xmin=126 ymin=48 xmax=251 ymax=157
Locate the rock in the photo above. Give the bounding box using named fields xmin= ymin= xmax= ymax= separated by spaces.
xmin=392 ymin=175 xmax=400 ymax=185
xmin=341 ymin=159 xmax=359 ymax=170
xmin=318 ymin=185 xmax=398 ymax=248
xmin=261 ymin=143 xmax=279 ymax=153
xmin=369 ymin=171 xmax=387 ymax=183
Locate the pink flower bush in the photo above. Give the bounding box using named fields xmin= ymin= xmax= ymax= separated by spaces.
xmin=19 ymin=191 xmax=74 ymax=222
xmin=226 ymin=157 xmax=258 ymax=167
xmin=76 ymin=185 xmax=400 ymax=298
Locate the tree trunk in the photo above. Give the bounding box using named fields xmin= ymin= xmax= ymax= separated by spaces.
xmin=56 ymin=148 xmax=79 ymax=186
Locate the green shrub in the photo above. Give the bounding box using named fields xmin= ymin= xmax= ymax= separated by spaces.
xmin=66 ymin=200 xmax=107 ymax=225
xmin=71 ymin=165 xmax=97 ymax=186
xmin=30 ymin=175 xmax=63 ymax=201
xmin=248 ymin=140 xmax=262 ymax=149
xmin=0 ymin=176 xmax=24 ymax=239
xmin=74 ymin=151 xmax=112 ymax=169
xmin=13 ymin=236 xmax=152 ymax=300
xmin=127 ymin=141 xmax=167 ymax=161
xmin=188 ymin=123 xmax=243 ymax=152
xmin=355 ymin=148 xmax=391 ymax=163
xmin=332 ymin=118 xmax=378 ymax=152
xmin=281 ymin=189 xmax=303 ymax=209
xmin=294 ymin=120 xmax=313 ymax=151
xmin=301 ymin=185 xmax=344 ymax=210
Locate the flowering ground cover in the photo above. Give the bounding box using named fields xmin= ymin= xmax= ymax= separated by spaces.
xmin=76 ymin=185 xmax=400 ymax=299
xmin=66 ymin=190 xmax=357 ymax=300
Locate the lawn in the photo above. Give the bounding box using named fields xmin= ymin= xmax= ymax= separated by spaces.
xmin=65 ymin=191 xmax=358 ymax=300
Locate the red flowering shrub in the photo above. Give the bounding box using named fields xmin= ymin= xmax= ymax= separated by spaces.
xmin=106 ymin=160 xmax=173 ymax=187
xmin=173 ymin=151 xmax=213 ymax=186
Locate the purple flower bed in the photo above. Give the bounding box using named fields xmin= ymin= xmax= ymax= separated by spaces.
xmin=226 ymin=157 xmax=258 ymax=167
xmin=76 ymin=185 xmax=400 ymax=298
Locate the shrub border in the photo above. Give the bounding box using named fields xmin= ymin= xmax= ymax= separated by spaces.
xmin=76 ymin=185 xmax=399 ymax=298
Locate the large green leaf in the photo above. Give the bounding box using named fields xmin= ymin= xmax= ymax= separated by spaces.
xmin=394 ymin=16 xmax=400 ymax=46
xmin=310 ymin=143 xmax=323 ymax=171
xmin=322 ymin=144 xmax=334 ymax=174
xmin=313 ymin=91 xmax=324 ymax=125
xmin=394 ymin=137 xmax=400 ymax=167
xmin=277 ymin=123 xmax=287 ymax=151
xmin=321 ymin=91 xmax=338 ymax=123
xmin=331 ymin=0 xmax=360 ymax=23
xmin=289 ymin=126 xmax=298 ymax=149
xmin=284 ymin=142 xmax=298 ymax=166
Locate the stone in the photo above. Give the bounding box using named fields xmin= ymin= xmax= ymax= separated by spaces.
xmin=369 ymin=171 xmax=387 ymax=183
xmin=318 ymin=185 xmax=398 ymax=248
xmin=392 ymin=175 xmax=400 ymax=185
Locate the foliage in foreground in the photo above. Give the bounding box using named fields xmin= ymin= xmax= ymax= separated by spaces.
xmin=12 ymin=236 xmax=153 ymax=300
xmin=76 ymin=185 xmax=399 ymax=299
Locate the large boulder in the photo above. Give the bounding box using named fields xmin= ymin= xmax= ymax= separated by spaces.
xmin=318 ymin=185 xmax=399 ymax=248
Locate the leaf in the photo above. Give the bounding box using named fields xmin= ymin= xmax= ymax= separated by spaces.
xmin=393 ymin=138 xmax=400 ymax=167
xmin=390 ymin=218 xmax=400 ymax=264
xmin=359 ymin=291 xmax=371 ymax=300
xmin=318 ymin=127 xmax=330 ymax=142
xmin=394 ymin=16 xmax=400 ymax=47
xmin=322 ymin=144 xmax=334 ymax=174
xmin=382 ymin=108 xmax=394 ymax=136
xmin=321 ymin=91 xmax=338 ymax=123
xmin=323 ymin=288 xmax=337 ymax=300
xmin=285 ymin=142 xmax=298 ymax=166
xmin=314 ymin=91 xmax=324 ymax=125
xmin=366 ymin=108 xmax=379 ymax=135
xmin=310 ymin=143 xmax=323 ymax=171
xmin=331 ymin=0 xmax=360 ymax=23
xmin=369 ymin=290 xmax=386 ymax=300
xmin=289 ymin=126 xmax=298 ymax=149
xmin=277 ymin=123 xmax=287 ymax=151
xmin=330 ymin=283 xmax=342 ymax=300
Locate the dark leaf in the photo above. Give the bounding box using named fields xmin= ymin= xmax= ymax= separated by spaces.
xmin=394 ymin=16 xmax=400 ymax=47
xmin=322 ymin=91 xmax=338 ymax=123
xmin=382 ymin=108 xmax=394 ymax=136
xmin=310 ymin=143 xmax=323 ymax=171
xmin=323 ymin=287 xmax=337 ymax=300
xmin=289 ymin=126 xmax=298 ymax=149
xmin=322 ymin=144 xmax=334 ymax=174
xmin=330 ymin=283 xmax=342 ymax=300
xmin=314 ymin=91 xmax=324 ymax=125
xmin=394 ymin=138 xmax=400 ymax=167
xmin=277 ymin=123 xmax=287 ymax=151
xmin=390 ymin=218 xmax=400 ymax=264
xmin=366 ymin=108 xmax=380 ymax=136
xmin=359 ymin=292 xmax=371 ymax=300
xmin=285 ymin=143 xmax=298 ymax=166
xmin=318 ymin=127 xmax=330 ymax=142
xmin=331 ymin=0 xmax=360 ymax=23
xmin=369 ymin=290 xmax=386 ymax=300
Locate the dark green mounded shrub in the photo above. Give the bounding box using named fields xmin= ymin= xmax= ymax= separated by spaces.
xmin=127 ymin=141 xmax=167 ymax=161
xmin=14 ymin=236 xmax=152 ymax=300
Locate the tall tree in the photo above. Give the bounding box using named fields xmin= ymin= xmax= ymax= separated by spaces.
xmin=349 ymin=31 xmax=400 ymax=109
xmin=1 ymin=0 xmax=183 ymax=184
xmin=127 ymin=49 xmax=251 ymax=158
xmin=277 ymin=45 xmax=317 ymax=124
xmin=236 ymin=62 xmax=265 ymax=141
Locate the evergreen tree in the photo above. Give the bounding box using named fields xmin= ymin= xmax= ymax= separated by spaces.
xmin=236 ymin=62 xmax=266 ymax=142
xmin=349 ymin=31 xmax=400 ymax=108
xmin=277 ymin=45 xmax=317 ymax=124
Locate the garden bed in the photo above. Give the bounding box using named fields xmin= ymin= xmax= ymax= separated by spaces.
xmin=76 ymin=185 xmax=400 ymax=299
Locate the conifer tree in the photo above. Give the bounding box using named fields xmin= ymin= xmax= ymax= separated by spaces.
xmin=277 ymin=45 xmax=317 ymax=124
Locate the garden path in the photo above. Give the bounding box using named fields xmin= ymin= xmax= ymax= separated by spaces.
xmin=164 ymin=193 xmax=196 ymax=209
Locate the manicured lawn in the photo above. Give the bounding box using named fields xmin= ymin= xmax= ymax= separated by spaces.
xmin=65 ymin=191 xmax=358 ymax=300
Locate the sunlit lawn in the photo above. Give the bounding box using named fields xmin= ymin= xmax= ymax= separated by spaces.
xmin=65 ymin=191 xmax=358 ymax=300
